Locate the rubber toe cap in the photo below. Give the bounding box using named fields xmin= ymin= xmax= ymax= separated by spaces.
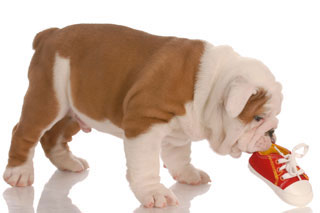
xmin=283 ymin=180 xmax=313 ymax=206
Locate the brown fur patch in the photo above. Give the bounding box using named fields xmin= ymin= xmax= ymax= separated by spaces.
xmin=238 ymin=89 xmax=269 ymax=124
xmin=33 ymin=28 xmax=59 ymax=50
xmin=8 ymin=47 xmax=59 ymax=167
xmin=40 ymin=116 xmax=80 ymax=157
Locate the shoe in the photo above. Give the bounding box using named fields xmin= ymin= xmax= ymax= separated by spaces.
xmin=249 ymin=143 xmax=313 ymax=206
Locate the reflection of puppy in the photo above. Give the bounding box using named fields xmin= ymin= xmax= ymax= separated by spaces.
xmin=134 ymin=183 xmax=210 ymax=213
xmin=4 ymin=24 xmax=282 ymax=208
xmin=3 ymin=170 xmax=87 ymax=213
xmin=37 ymin=170 xmax=88 ymax=213
xmin=3 ymin=186 xmax=35 ymax=213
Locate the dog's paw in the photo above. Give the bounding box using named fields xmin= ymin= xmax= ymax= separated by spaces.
xmin=134 ymin=183 xmax=179 ymax=208
xmin=51 ymin=154 xmax=89 ymax=173
xmin=172 ymin=165 xmax=211 ymax=185
xmin=3 ymin=163 xmax=34 ymax=187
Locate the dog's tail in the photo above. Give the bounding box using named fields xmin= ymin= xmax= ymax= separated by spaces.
xmin=32 ymin=28 xmax=59 ymax=50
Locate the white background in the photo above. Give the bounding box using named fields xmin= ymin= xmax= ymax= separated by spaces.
xmin=0 ymin=0 xmax=319 ymax=212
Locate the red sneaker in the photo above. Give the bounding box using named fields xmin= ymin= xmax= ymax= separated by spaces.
xmin=249 ymin=143 xmax=313 ymax=206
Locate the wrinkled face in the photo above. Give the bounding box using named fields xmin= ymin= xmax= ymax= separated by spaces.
xmin=221 ymin=76 xmax=282 ymax=156
xmin=236 ymin=89 xmax=278 ymax=152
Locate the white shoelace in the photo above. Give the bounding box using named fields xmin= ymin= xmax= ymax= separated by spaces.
xmin=274 ymin=143 xmax=309 ymax=180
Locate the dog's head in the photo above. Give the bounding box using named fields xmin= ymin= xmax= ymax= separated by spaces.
xmin=208 ymin=56 xmax=282 ymax=157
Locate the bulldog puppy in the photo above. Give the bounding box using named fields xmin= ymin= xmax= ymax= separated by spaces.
xmin=3 ymin=24 xmax=282 ymax=208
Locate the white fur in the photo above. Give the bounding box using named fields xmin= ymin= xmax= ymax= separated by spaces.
xmin=174 ymin=102 xmax=209 ymax=141
xmin=53 ymin=54 xmax=70 ymax=118
xmin=3 ymin=148 xmax=35 ymax=187
xmin=194 ymin=42 xmax=282 ymax=157
xmin=124 ymin=124 xmax=178 ymax=208
xmin=40 ymin=54 xmax=74 ymax=136
xmin=161 ymin=139 xmax=211 ymax=185
xmin=224 ymin=77 xmax=257 ymax=118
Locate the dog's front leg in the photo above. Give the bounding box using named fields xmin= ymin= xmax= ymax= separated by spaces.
xmin=124 ymin=126 xmax=178 ymax=208
xmin=161 ymin=137 xmax=211 ymax=185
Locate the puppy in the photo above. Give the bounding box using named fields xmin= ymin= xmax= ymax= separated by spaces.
xmin=3 ymin=24 xmax=282 ymax=208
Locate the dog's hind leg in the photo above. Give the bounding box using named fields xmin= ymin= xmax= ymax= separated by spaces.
xmin=40 ymin=115 xmax=89 ymax=172
xmin=3 ymin=52 xmax=68 ymax=187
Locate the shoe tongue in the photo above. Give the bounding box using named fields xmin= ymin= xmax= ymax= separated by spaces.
xmin=260 ymin=144 xmax=290 ymax=155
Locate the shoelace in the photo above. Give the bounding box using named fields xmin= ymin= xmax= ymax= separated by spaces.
xmin=274 ymin=143 xmax=309 ymax=180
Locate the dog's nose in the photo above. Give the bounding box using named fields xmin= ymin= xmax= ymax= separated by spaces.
xmin=267 ymin=129 xmax=274 ymax=137
xmin=266 ymin=129 xmax=276 ymax=143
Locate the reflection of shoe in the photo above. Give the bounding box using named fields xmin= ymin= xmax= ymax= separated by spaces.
xmin=283 ymin=207 xmax=312 ymax=213
xmin=249 ymin=143 xmax=313 ymax=207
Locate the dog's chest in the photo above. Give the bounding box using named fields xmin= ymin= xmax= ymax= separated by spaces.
xmin=171 ymin=102 xmax=208 ymax=142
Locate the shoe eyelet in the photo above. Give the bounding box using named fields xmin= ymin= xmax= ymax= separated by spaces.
xmin=277 ymin=168 xmax=281 ymax=172
xmin=275 ymin=160 xmax=280 ymax=165
xmin=280 ymin=176 xmax=284 ymax=181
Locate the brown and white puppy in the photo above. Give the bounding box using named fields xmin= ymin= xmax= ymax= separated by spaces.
xmin=3 ymin=24 xmax=282 ymax=208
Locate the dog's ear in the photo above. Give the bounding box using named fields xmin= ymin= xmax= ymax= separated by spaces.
xmin=224 ymin=77 xmax=256 ymax=118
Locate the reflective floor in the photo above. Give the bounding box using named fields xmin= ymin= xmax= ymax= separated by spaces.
xmin=2 ymin=170 xmax=314 ymax=213
xmin=0 ymin=132 xmax=318 ymax=213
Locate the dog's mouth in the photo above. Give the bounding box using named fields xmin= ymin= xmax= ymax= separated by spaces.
xmin=245 ymin=128 xmax=277 ymax=153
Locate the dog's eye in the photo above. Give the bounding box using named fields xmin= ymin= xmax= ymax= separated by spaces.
xmin=254 ymin=115 xmax=263 ymax=122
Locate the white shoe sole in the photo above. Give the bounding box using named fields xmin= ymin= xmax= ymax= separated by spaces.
xmin=248 ymin=164 xmax=313 ymax=207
